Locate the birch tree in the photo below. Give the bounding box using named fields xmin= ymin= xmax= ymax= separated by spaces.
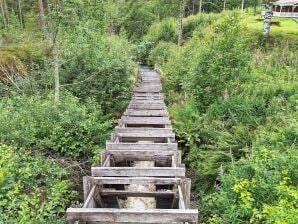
xmin=178 ymin=0 xmax=185 ymax=46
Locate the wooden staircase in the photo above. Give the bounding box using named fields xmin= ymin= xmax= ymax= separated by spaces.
xmin=66 ymin=67 xmax=198 ymax=223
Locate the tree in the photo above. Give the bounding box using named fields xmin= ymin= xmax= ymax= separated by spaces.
xmin=15 ymin=0 xmax=24 ymax=29
xmin=199 ymin=0 xmax=202 ymax=14
xmin=178 ymin=0 xmax=185 ymax=46
xmin=38 ymin=0 xmax=46 ymax=32
xmin=0 ymin=0 xmax=8 ymax=28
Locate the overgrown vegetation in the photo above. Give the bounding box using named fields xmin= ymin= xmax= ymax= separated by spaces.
xmin=0 ymin=0 xmax=297 ymax=223
xmin=145 ymin=9 xmax=297 ymax=224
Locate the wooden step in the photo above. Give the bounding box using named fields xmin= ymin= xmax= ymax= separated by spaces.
xmin=124 ymin=109 xmax=168 ymax=117
xmin=67 ymin=208 xmax=198 ymax=223
xmin=106 ymin=142 xmax=178 ymax=151
xmin=91 ymin=167 xmax=185 ymax=177
xmin=91 ymin=177 xmax=182 ymax=185
xmin=128 ymin=104 xmax=166 ymax=110
xmin=121 ymin=116 xmax=171 ymax=125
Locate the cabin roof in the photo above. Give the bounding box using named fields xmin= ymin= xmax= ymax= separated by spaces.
xmin=274 ymin=0 xmax=298 ymax=6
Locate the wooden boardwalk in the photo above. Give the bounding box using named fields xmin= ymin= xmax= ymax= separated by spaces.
xmin=66 ymin=67 xmax=198 ymax=223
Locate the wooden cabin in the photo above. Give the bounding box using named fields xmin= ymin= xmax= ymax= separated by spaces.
xmin=272 ymin=0 xmax=298 ymax=17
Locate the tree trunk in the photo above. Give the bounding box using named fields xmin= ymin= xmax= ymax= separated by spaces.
xmin=15 ymin=0 xmax=24 ymax=29
xmin=199 ymin=0 xmax=202 ymax=14
xmin=0 ymin=0 xmax=7 ymax=28
xmin=177 ymin=0 xmax=184 ymax=46
xmin=53 ymin=32 xmax=60 ymax=103
xmin=0 ymin=0 xmax=8 ymax=28
xmin=263 ymin=3 xmax=273 ymax=42
xmin=38 ymin=0 xmax=46 ymax=31
xmin=241 ymin=0 xmax=245 ymax=17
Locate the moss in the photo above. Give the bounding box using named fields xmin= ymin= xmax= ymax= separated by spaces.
xmin=0 ymin=42 xmax=49 ymax=82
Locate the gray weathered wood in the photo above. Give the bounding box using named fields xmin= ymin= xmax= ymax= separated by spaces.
xmin=124 ymin=109 xmax=168 ymax=117
xmin=67 ymin=208 xmax=198 ymax=223
xmin=91 ymin=167 xmax=185 ymax=177
xmin=100 ymin=189 xmax=175 ymax=198
xmin=106 ymin=142 xmax=178 ymax=151
xmin=91 ymin=177 xmax=181 ymax=185
xmin=121 ymin=116 xmax=171 ymax=125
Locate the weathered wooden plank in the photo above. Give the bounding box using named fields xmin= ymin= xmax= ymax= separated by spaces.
xmin=121 ymin=116 xmax=171 ymax=125
xmin=91 ymin=167 xmax=185 ymax=177
xmin=130 ymin=100 xmax=165 ymax=104
xmin=105 ymin=150 xmax=176 ymax=157
xmin=106 ymin=142 xmax=178 ymax=151
xmin=124 ymin=109 xmax=168 ymax=117
xmin=178 ymin=185 xmax=186 ymax=209
xmin=104 ymin=150 xmax=177 ymax=163
xmin=91 ymin=177 xmax=181 ymax=185
xmin=100 ymin=189 xmax=175 ymax=198
xmin=128 ymin=104 xmax=166 ymax=110
xmin=83 ymin=185 xmax=96 ymax=208
xmin=67 ymin=208 xmax=198 ymax=223
xmin=115 ymin=127 xmax=173 ymax=134
xmin=117 ymin=132 xmax=174 ymax=139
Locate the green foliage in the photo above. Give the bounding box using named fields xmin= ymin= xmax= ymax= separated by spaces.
xmin=148 ymin=41 xmax=176 ymax=66
xmin=61 ymin=34 xmax=135 ymax=113
xmin=144 ymin=17 xmax=178 ymax=46
xmin=199 ymin=120 xmax=298 ymax=223
xmin=187 ymin=15 xmax=250 ymax=111
xmin=183 ymin=13 xmax=219 ymax=39
xmin=0 ymin=92 xmax=113 ymax=158
xmin=0 ymin=144 xmax=74 ymax=223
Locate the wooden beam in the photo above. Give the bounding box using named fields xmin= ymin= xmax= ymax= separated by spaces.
xmin=91 ymin=177 xmax=181 ymax=185
xmin=115 ymin=127 xmax=172 ymax=134
xmin=106 ymin=142 xmax=178 ymax=151
xmin=178 ymin=185 xmax=186 ymax=209
xmin=83 ymin=186 xmax=96 ymax=208
xmin=67 ymin=208 xmax=198 ymax=223
xmin=100 ymin=189 xmax=175 ymax=198
xmin=128 ymin=104 xmax=166 ymax=110
xmin=91 ymin=167 xmax=185 ymax=177
xmin=121 ymin=116 xmax=171 ymax=125
xmin=124 ymin=109 xmax=167 ymax=117
xmin=117 ymin=132 xmax=174 ymax=138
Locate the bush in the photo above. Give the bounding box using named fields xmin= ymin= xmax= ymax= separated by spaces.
xmin=183 ymin=13 xmax=219 ymax=39
xmin=60 ymin=34 xmax=135 ymax=114
xmin=147 ymin=41 xmax=176 ymax=66
xmin=187 ymin=15 xmax=250 ymax=111
xmin=199 ymin=120 xmax=298 ymax=223
xmin=0 ymin=92 xmax=113 ymax=158
xmin=0 ymin=144 xmax=75 ymax=223
xmin=144 ymin=17 xmax=178 ymax=46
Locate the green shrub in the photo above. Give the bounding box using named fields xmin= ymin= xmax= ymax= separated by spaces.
xmin=144 ymin=17 xmax=178 ymax=46
xmin=0 ymin=92 xmax=113 ymax=158
xmin=199 ymin=119 xmax=298 ymax=223
xmin=187 ymin=15 xmax=250 ymax=111
xmin=183 ymin=13 xmax=219 ymax=39
xmin=147 ymin=41 xmax=176 ymax=65
xmin=0 ymin=144 xmax=74 ymax=223
xmin=61 ymin=34 xmax=135 ymax=114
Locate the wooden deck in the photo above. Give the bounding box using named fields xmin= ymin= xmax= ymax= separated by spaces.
xmin=66 ymin=67 xmax=198 ymax=223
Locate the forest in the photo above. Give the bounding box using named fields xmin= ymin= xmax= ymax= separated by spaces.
xmin=0 ymin=0 xmax=297 ymax=223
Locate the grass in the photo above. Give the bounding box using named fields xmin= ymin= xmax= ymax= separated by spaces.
xmin=244 ymin=15 xmax=298 ymax=43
